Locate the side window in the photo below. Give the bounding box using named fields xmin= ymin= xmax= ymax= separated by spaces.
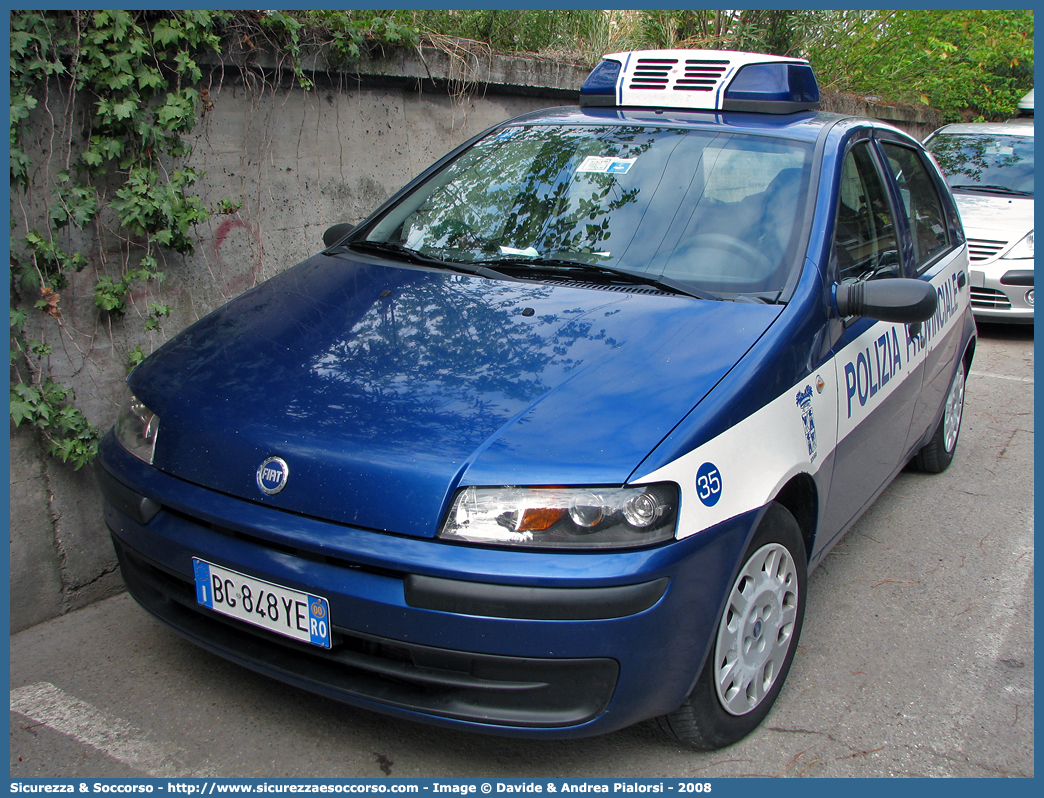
xmin=882 ymin=142 xmax=950 ymax=273
xmin=834 ymin=142 xmax=899 ymax=283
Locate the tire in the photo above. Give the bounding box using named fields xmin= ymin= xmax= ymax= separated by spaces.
xmin=656 ymin=502 xmax=807 ymax=750
xmin=910 ymin=358 xmax=966 ymax=474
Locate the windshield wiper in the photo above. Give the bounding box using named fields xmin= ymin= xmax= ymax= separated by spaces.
xmin=345 ymin=241 xmax=518 ymax=281
xmin=950 ymin=184 xmax=1033 ymax=197
xmin=482 ymin=257 xmax=717 ymax=300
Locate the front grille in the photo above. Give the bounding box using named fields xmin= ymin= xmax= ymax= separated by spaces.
xmin=967 ymin=238 xmax=1008 ymax=262
xmin=971 ymin=287 xmax=1012 ymax=309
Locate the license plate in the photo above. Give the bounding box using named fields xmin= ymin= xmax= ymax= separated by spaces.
xmin=192 ymin=558 xmax=332 ymax=649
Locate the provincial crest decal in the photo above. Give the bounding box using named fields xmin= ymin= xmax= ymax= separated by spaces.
xmin=796 ymin=385 xmax=817 ymax=462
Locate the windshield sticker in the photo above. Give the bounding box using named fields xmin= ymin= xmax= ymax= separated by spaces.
xmin=577 ymin=156 xmax=637 ymax=175
xmin=499 ymin=246 xmax=539 ymax=257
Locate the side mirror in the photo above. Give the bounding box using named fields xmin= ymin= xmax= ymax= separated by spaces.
xmin=323 ymin=222 xmax=356 ymax=248
xmin=835 ymin=278 xmax=938 ymax=323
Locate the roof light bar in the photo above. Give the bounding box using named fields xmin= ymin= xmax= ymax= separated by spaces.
xmin=579 ymin=49 xmax=820 ymax=114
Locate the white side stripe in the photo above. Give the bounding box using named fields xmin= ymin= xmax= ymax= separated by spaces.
xmin=637 ymin=251 xmax=970 ymax=541
xmin=637 ymin=367 xmax=836 ymax=540
xmin=10 ymin=682 xmax=211 ymax=778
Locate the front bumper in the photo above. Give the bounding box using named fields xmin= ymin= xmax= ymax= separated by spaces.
xmin=969 ymin=256 xmax=1034 ymax=323
xmin=97 ymin=432 xmax=756 ymax=738
xmin=112 ymin=536 xmax=621 ymax=727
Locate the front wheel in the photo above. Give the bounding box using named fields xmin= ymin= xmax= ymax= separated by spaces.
xmin=910 ymin=358 xmax=966 ymax=473
xmin=656 ymin=502 xmax=807 ymax=750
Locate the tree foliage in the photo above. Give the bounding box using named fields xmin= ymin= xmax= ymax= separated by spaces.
xmin=9 ymin=10 xmax=228 ymax=467
xmin=406 ymin=9 xmax=1033 ymax=121
xmin=803 ymin=10 xmax=1034 ymax=121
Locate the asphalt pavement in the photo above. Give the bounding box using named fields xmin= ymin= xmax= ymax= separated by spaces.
xmin=9 ymin=324 xmax=1033 ymax=778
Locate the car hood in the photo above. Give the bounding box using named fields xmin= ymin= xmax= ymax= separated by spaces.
xmin=952 ymin=192 xmax=1033 ymax=243
xmin=132 ymin=253 xmax=781 ymax=538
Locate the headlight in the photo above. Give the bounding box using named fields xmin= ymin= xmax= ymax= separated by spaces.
xmin=114 ymin=388 xmax=160 ymax=464
xmin=1002 ymin=230 xmax=1033 ymax=260
xmin=438 ymin=484 xmax=678 ymax=549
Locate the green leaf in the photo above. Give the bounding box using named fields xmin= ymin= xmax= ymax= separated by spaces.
xmin=136 ymin=66 xmax=165 ymax=91
xmin=10 ymin=31 xmax=32 ymax=56
xmin=12 ymin=383 xmax=39 ymax=403
xmin=156 ymin=103 xmax=185 ymax=126
xmin=10 ymin=147 xmax=30 ymax=185
xmin=152 ymin=20 xmax=183 ymax=48
xmin=111 ymin=97 xmax=138 ymax=120
xmin=11 ymin=94 xmax=38 ymax=125
xmin=10 ymin=308 xmax=28 ymax=333
xmin=10 ymin=400 xmax=34 ymax=427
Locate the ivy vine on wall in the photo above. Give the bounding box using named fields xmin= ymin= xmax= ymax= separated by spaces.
xmin=9 ymin=10 xmax=419 ymax=469
xmin=9 ymin=10 xmax=224 ymax=468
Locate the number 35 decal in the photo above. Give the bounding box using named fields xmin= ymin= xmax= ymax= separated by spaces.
xmin=696 ymin=462 xmax=722 ymax=507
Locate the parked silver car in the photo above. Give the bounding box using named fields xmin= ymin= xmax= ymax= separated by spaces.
xmin=925 ymin=114 xmax=1034 ymax=323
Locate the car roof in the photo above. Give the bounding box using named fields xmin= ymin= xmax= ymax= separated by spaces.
xmin=498 ymin=105 xmax=886 ymax=146
xmin=931 ymin=121 xmax=1034 ymax=138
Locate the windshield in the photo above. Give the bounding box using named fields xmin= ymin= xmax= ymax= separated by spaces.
xmin=363 ymin=124 xmax=814 ymax=297
xmin=926 ymin=132 xmax=1034 ymax=197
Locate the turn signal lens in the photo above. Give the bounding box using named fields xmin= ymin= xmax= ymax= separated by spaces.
xmin=518 ymin=507 xmax=566 ymax=532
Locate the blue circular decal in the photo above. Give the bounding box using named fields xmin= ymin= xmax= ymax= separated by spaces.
xmin=695 ymin=462 xmax=722 ymax=507
xmin=257 ymin=456 xmax=289 ymax=495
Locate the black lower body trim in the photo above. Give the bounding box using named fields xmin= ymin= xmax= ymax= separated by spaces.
xmin=404 ymin=573 xmax=668 ymax=620
xmin=111 ymin=533 xmax=619 ymax=728
xmin=1001 ymin=269 xmax=1034 ymax=287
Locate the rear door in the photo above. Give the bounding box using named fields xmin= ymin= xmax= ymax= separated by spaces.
xmin=875 ymin=134 xmax=968 ymax=448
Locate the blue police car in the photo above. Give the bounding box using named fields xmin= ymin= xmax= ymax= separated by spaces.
xmin=98 ymin=50 xmax=975 ymax=750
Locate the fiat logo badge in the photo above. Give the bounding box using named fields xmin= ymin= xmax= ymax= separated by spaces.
xmin=256 ymin=456 xmax=289 ymax=495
